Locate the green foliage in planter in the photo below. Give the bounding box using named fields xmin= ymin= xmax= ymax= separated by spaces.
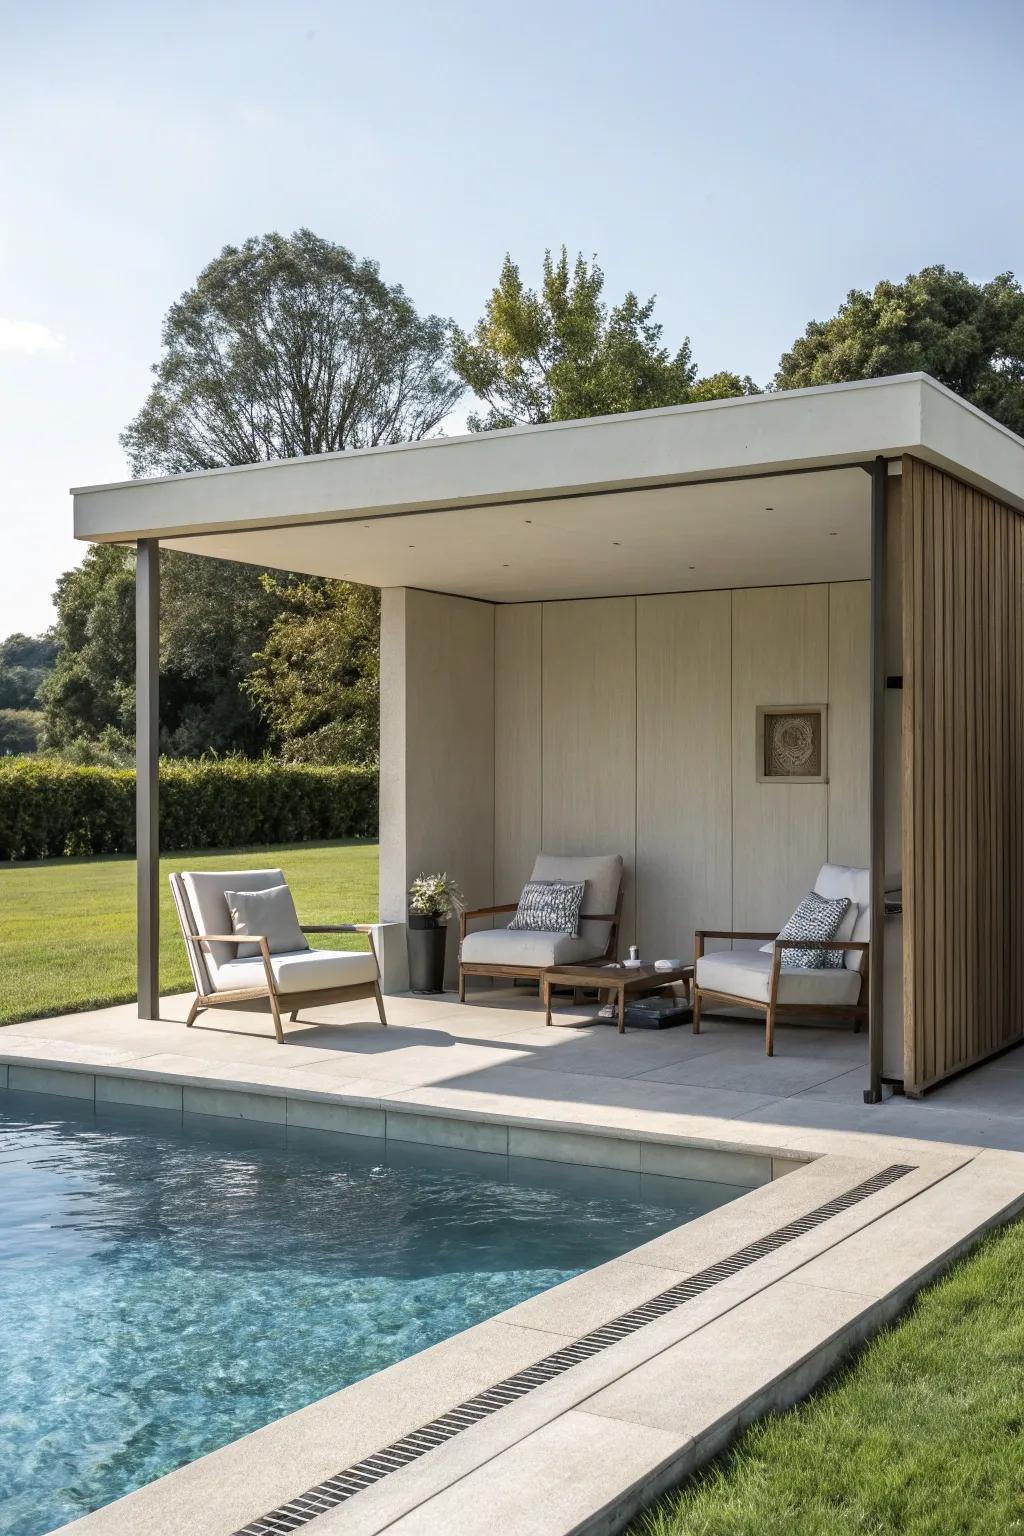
xmin=0 ymin=756 xmax=378 ymax=861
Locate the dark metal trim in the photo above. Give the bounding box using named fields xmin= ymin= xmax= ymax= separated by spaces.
xmin=865 ymin=458 xmax=888 ymax=1104
xmin=136 ymin=539 xmax=160 ymax=1021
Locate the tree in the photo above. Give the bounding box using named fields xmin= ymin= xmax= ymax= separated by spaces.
xmin=245 ymin=581 xmax=380 ymax=765
xmin=775 ymin=267 xmax=1024 ymax=434
xmin=0 ymin=631 xmax=57 ymax=710
xmin=40 ymin=545 xmax=288 ymax=758
xmin=122 ymin=229 xmax=462 ymax=472
xmin=451 ymin=249 xmax=755 ymax=430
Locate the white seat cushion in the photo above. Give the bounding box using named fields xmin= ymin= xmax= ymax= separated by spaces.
xmin=696 ymin=949 xmax=862 ymax=1007
xmin=215 ymin=947 xmax=378 ymax=995
xmin=461 ymin=928 xmax=604 ymax=968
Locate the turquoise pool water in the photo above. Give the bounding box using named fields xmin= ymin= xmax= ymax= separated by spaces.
xmin=0 ymin=1091 xmax=744 ymax=1536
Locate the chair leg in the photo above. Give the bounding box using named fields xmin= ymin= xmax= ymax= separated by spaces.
xmin=458 ymin=967 xmax=466 ymax=1004
xmin=375 ymin=983 xmax=388 ymax=1027
xmin=268 ymin=990 xmax=285 ymax=1044
xmin=185 ymin=996 xmax=202 ymax=1028
xmin=692 ymin=987 xmax=702 ymax=1035
xmin=290 ymin=1010 xmax=300 ymax=1023
xmin=765 ymin=1002 xmax=776 ymax=1057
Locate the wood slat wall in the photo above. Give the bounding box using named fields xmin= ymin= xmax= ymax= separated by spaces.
xmin=902 ymin=456 xmax=1024 ymax=1092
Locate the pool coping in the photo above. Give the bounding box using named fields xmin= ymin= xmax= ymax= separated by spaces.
xmin=3 ymin=1052 xmax=1024 ymax=1536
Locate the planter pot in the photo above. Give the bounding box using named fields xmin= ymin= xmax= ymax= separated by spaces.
xmin=407 ymin=915 xmax=447 ymax=993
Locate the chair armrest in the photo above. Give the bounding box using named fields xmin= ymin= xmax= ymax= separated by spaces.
xmin=300 ymin=923 xmax=372 ymax=934
xmin=770 ymin=938 xmax=870 ymax=952
xmin=462 ymin=904 xmax=518 ymax=920
xmin=189 ymin=932 xmax=268 ymax=945
xmin=696 ymin=930 xmax=777 ymax=941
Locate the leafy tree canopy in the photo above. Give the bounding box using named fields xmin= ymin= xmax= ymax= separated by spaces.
xmin=245 ymin=580 xmax=380 ymax=765
xmin=452 ymin=248 xmax=756 ymax=430
xmin=41 ymin=545 xmax=289 ymax=759
xmin=122 ymin=229 xmax=463 ymax=473
xmin=0 ymin=631 xmax=57 ymax=711
xmin=775 ymin=266 xmax=1024 ymax=434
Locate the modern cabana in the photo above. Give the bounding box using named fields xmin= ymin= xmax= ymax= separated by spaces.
xmin=71 ymin=374 xmax=1024 ymax=1100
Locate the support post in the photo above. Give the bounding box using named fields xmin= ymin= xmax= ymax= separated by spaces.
xmin=865 ymin=458 xmax=887 ymax=1103
xmin=136 ymin=539 xmax=160 ymax=1020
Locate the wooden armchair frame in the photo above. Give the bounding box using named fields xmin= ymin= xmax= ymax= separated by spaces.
xmin=693 ymin=929 xmax=869 ymax=1057
xmin=170 ymin=874 xmax=387 ymax=1044
xmin=458 ymin=889 xmax=624 ymax=1003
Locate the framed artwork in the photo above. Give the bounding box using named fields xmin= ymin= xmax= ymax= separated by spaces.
xmin=756 ymin=704 xmax=828 ymax=784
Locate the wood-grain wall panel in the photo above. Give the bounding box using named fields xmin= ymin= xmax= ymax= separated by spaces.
xmin=636 ymin=592 xmax=732 ymax=959
xmin=902 ymin=457 xmax=1024 ymax=1092
xmin=827 ymin=581 xmax=871 ymax=867
xmin=494 ymin=604 xmax=542 ymax=901
xmin=731 ymin=585 xmax=830 ymax=931
xmin=542 ymin=598 xmax=638 ymax=941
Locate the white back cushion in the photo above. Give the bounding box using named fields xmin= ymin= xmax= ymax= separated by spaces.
xmin=180 ymin=869 xmax=287 ymax=975
xmin=813 ymin=863 xmax=870 ymax=972
xmin=529 ymin=853 xmax=623 ymax=951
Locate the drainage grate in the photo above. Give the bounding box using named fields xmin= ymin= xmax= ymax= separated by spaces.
xmin=234 ymin=1162 xmax=914 ymax=1535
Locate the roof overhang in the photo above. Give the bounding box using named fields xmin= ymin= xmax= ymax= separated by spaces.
xmin=71 ymin=374 xmax=1024 ymax=602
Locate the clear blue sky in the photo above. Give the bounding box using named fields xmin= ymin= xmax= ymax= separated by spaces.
xmin=1 ymin=0 xmax=1021 ymax=636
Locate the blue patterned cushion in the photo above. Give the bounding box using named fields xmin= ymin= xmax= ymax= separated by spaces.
xmin=509 ymin=880 xmax=586 ymax=937
xmin=776 ymin=892 xmax=851 ymax=969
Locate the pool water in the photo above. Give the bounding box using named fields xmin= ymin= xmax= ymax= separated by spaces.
xmin=0 ymin=1092 xmax=744 ymax=1536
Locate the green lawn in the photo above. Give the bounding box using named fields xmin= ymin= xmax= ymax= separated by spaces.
xmin=629 ymin=1219 xmax=1024 ymax=1536
xmin=0 ymin=841 xmax=378 ymax=1026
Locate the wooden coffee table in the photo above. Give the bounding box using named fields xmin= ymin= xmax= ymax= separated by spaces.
xmin=542 ymin=961 xmax=693 ymax=1034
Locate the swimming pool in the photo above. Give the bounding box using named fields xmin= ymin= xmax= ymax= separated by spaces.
xmin=0 ymin=1091 xmax=745 ymax=1536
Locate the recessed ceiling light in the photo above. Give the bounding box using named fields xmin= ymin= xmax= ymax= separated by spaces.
xmin=408 ymin=544 xmax=415 ymax=549
xmin=689 ymin=565 xmax=696 ymax=571
xmin=612 ymin=541 xmax=621 ymax=547
xmin=524 ymin=519 xmax=532 ymax=524
xmin=502 ymin=563 xmax=510 ymax=568
xmin=765 ymin=505 xmax=774 ymax=512
xmin=829 ymin=531 xmax=838 ymax=537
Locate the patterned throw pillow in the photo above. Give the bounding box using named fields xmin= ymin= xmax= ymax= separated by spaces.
xmin=774 ymin=892 xmax=851 ymax=969
xmin=509 ymin=880 xmax=586 ymax=937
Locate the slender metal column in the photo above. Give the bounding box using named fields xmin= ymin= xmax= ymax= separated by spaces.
xmin=865 ymin=459 xmax=888 ymax=1103
xmin=136 ymin=539 xmax=160 ymax=1020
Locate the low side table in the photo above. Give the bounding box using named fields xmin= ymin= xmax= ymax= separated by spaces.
xmin=542 ymin=962 xmax=693 ymax=1034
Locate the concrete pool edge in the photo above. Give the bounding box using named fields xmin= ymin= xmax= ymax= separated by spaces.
xmin=4 ymin=1052 xmax=1024 ymax=1535
xmin=0 ymin=1055 xmax=808 ymax=1187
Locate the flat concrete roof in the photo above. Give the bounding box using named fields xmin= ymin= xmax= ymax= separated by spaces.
xmin=71 ymin=374 xmax=1024 ymax=602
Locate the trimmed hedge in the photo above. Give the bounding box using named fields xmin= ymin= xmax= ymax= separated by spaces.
xmin=0 ymin=757 xmax=378 ymax=861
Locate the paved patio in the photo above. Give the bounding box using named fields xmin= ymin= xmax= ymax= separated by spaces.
xmin=3 ymin=984 xmax=1023 ymax=1156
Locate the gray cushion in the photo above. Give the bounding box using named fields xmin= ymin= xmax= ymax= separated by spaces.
xmin=509 ymin=879 xmax=586 ymax=936
xmin=224 ymin=883 xmax=308 ymax=959
xmin=461 ymin=928 xmax=603 ymax=968
xmin=216 ymin=948 xmax=377 ymax=995
xmin=696 ymin=950 xmax=862 ymax=1007
xmin=529 ymin=853 xmax=623 ymax=952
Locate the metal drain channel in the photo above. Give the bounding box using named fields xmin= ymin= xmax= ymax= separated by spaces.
xmin=235 ymin=1162 xmax=914 ymax=1535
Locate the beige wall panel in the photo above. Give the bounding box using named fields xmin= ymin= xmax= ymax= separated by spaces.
xmin=542 ymin=598 xmax=637 ymax=943
xmin=636 ymin=592 xmax=732 ymax=960
xmin=380 ymin=588 xmax=495 ymax=985
xmin=732 ymin=585 xmax=830 ymax=930
xmin=494 ymin=604 xmax=542 ymax=900
xmin=827 ymin=581 xmax=871 ymax=867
